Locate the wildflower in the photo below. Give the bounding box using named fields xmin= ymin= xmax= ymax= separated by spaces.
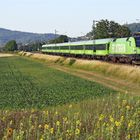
xmin=66 ymin=130 xmax=72 ymax=137
xmin=50 ymin=128 xmax=54 ymax=134
xmin=31 ymin=125 xmax=35 ymax=130
xmin=99 ymin=114 xmax=104 ymax=121
xmin=7 ymin=128 xmax=13 ymax=137
xmin=75 ymin=128 xmax=80 ymax=135
xmin=76 ymin=120 xmax=81 ymax=125
xmin=46 ymin=110 xmax=49 ymax=116
xmin=103 ymin=122 xmax=106 ymax=126
xmin=63 ymin=117 xmax=67 ymax=122
xmin=55 ymin=111 xmax=58 ymax=115
xmin=126 ymin=105 xmax=130 ymax=110
xmin=120 ymin=116 xmax=124 ymax=122
xmin=115 ymin=121 xmax=121 ymax=127
xmin=56 ymin=121 xmax=60 ymax=126
xmin=44 ymin=124 xmax=49 ymax=129
xmin=10 ymin=120 xmax=13 ymax=125
xmin=122 ymin=100 xmax=127 ymax=105
xmin=31 ymin=109 xmax=35 ymax=113
xmin=17 ymin=136 xmax=20 ymax=140
xmin=109 ymin=116 xmax=114 ymax=123
xmin=110 ymin=126 xmax=113 ymax=132
xmin=69 ymin=104 xmax=72 ymax=108
xmin=20 ymin=122 xmax=23 ymax=127
xmin=43 ymin=110 xmax=49 ymax=116
xmin=127 ymin=134 xmax=131 ymax=139
xmin=40 ymin=138 xmax=44 ymax=140
xmin=38 ymin=124 xmax=42 ymax=129
xmin=128 ymin=120 xmax=134 ymax=128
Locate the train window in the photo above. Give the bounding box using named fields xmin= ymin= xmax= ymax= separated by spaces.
xmin=60 ymin=46 xmax=69 ymax=50
xmin=95 ymin=44 xmax=106 ymax=50
xmin=47 ymin=47 xmax=51 ymax=50
xmin=53 ymin=46 xmax=59 ymax=50
xmin=70 ymin=45 xmax=83 ymax=50
xmin=135 ymin=37 xmax=140 ymax=47
xmin=85 ymin=45 xmax=93 ymax=50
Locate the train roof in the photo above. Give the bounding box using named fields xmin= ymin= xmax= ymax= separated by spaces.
xmin=42 ymin=38 xmax=113 ymax=48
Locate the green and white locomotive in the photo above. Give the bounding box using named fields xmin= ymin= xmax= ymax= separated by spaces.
xmin=42 ymin=36 xmax=140 ymax=64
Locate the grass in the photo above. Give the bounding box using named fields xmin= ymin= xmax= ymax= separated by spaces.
xmin=0 ymin=54 xmax=139 ymax=139
xmin=0 ymin=56 xmax=115 ymax=109
xmin=0 ymin=94 xmax=139 ymax=140
xmin=19 ymin=52 xmax=140 ymax=85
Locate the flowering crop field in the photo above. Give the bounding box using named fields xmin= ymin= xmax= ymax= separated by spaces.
xmin=0 ymin=56 xmax=139 ymax=140
xmin=0 ymin=94 xmax=140 ymax=140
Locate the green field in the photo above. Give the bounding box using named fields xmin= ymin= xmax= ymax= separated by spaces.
xmin=0 ymin=56 xmax=139 ymax=140
xmin=0 ymin=56 xmax=115 ymax=109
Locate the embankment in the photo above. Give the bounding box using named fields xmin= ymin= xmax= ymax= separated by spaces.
xmin=18 ymin=51 xmax=140 ymax=95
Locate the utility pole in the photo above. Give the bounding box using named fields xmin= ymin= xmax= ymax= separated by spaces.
xmin=93 ymin=20 xmax=99 ymax=50
xmin=55 ymin=29 xmax=58 ymax=46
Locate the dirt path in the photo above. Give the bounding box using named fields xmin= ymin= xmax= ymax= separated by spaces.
xmin=48 ymin=64 xmax=140 ymax=96
xmin=0 ymin=53 xmax=15 ymax=57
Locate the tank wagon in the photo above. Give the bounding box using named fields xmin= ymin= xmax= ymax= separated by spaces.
xmin=42 ymin=36 xmax=140 ymax=64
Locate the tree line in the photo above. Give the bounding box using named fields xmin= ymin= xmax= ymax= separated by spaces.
xmin=2 ymin=19 xmax=136 ymax=52
xmin=87 ymin=19 xmax=131 ymax=39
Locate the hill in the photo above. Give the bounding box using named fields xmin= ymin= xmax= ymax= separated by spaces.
xmin=0 ymin=28 xmax=59 ymax=46
xmin=126 ymin=23 xmax=140 ymax=33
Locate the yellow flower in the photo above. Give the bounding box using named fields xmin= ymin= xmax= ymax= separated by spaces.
xmin=7 ymin=128 xmax=13 ymax=137
xmin=99 ymin=114 xmax=104 ymax=121
xmin=50 ymin=128 xmax=54 ymax=134
xmin=43 ymin=110 xmax=48 ymax=116
xmin=126 ymin=105 xmax=130 ymax=110
xmin=76 ymin=120 xmax=81 ymax=125
xmin=56 ymin=121 xmax=60 ymax=126
xmin=115 ymin=121 xmax=121 ymax=127
xmin=120 ymin=116 xmax=124 ymax=122
xmin=69 ymin=104 xmax=72 ymax=108
xmin=10 ymin=120 xmax=13 ymax=125
xmin=66 ymin=130 xmax=72 ymax=137
xmin=109 ymin=116 xmax=114 ymax=123
xmin=38 ymin=124 xmax=42 ymax=129
xmin=75 ymin=128 xmax=80 ymax=135
xmin=40 ymin=138 xmax=44 ymax=140
xmin=31 ymin=109 xmax=35 ymax=113
xmin=44 ymin=124 xmax=49 ymax=129
xmin=45 ymin=110 xmax=49 ymax=116
xmin=17 ymin=136 xmax=20 ymax=140
xmin=128 ymin=120 xmax=134 ymax=128
xmin=127 ymin=134 xmax=131 ymax=139
xmin=122 ymin=100 xmax=127 ymax=105
xmin=20 ymin=122 xmax=23 ymax=127
xmin=66 ymin=121 xmax=69 ymax=124
xmin=63 ymin=117 xmax=68 ymax=122
xmin=31 ymin=125 xmax=35 ymax=130
xmin=110 ymin=126 xmax=113 ymax=132
xmin=55 ymin=111 xmax=58 ymax=115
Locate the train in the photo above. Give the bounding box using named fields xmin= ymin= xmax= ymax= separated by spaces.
xmin=41 ymin=36 xmax=140 ymax=64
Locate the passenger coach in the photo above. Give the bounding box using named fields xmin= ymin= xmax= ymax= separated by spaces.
xmin=42 ymin=36 xmax=140 ymax=64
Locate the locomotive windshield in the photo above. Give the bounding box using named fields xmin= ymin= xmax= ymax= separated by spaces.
xmin=135 ymin=37 xmax=140 ymax=47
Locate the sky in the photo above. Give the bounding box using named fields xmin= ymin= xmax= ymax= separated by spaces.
xmin=0 ymin=0 xmax=140 ymax=37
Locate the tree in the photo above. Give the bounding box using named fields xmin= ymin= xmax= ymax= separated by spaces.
xmin=4 ymin=40 xmax=17 ymax=51
xmin=48 ymin=35 xmax=69 ymax=44
xmin=89 ymin=19 xmax=131 ymax=39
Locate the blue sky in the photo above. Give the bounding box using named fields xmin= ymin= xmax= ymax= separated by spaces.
xmin=0 ymin=0 xmax=140 ymax=37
